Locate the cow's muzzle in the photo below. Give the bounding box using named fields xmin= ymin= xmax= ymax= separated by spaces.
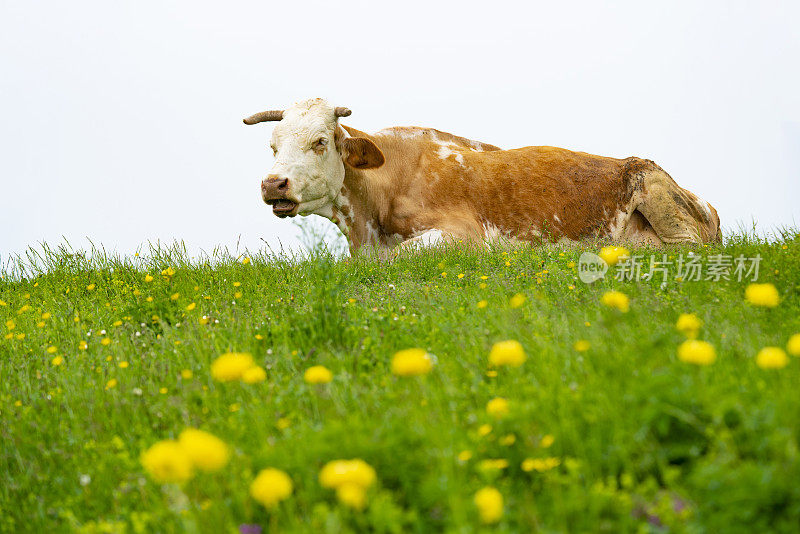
xmin=261 ymin=176 xmax=298 ymax=217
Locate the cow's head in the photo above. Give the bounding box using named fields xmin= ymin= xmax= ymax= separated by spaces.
xmin=244 ymin=98 xmax=384 ymax=218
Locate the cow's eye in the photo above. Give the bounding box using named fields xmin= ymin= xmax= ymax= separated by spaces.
xmin=312 ymin=137 xmax=327 ymax=154
xmin=270 ymin=145 xmax=277 ymax=156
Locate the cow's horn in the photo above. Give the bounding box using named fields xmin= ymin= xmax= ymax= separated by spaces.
xmin=334 ymin=107 xmax=352 ymax=118
xmin=243 ymin=110 xmax=284 ymax=125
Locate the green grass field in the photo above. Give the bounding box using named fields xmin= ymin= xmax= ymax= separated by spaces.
xmin=2 ymin=232 xmax=800 ymax=533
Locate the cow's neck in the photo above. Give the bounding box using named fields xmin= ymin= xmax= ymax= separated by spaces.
xmin=330 ymin=125 xmax=395 ymax=251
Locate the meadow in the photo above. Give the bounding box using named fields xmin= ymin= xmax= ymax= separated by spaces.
xmin=2 ymin=231 xmax=800 ymax=533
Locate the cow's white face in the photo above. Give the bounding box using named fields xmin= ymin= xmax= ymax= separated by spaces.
xmin=256 ymin=98 xmax=384 ymax=219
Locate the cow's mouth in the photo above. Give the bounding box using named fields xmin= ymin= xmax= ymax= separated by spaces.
xmin=269 ymin=199 xmax=298 ymax=217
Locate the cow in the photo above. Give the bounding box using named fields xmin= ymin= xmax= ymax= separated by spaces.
xmin=244 ymin=98 xmax=720 ymax=254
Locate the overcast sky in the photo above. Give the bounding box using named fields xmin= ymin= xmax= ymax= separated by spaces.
xmin=2 ymin=0 xmax=798 ymax=261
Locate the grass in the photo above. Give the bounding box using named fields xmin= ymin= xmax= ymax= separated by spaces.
xmin=2 ymin=231 xmax=800 ymax=533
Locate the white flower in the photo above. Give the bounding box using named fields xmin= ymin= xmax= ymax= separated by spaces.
xmin=132 ymin=388 xmax=143 ymax=396
xmin=79 ymin=474 xmax=91 ymax=486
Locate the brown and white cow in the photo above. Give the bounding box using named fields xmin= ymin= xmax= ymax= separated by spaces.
xmin=245 ymin=98 xmax=720 ymax=254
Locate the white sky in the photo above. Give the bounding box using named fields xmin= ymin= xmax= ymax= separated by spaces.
xmin=2 ymin=0 xmax=799 ymax=260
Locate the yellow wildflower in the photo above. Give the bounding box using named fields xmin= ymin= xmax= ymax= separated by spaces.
xmin=676 ymin=313 xmax=702 ymax=339
xmin=86 ymin=284 xmax=95 ymax=291
xmin=319 ymin=459 xmax=376 ymax=490
xmin=477 ymin=300 xmax=488 ymax=309
xmin=457 ymin=450 xmax=473 ymax=462
xmin=178 ymin=429 xmax=230 ymax=472
xmin=601 ymin=290 xmax=629 ymax=312
xmin=787 ymin=334 xmax=800 ymax=357
xmin=101 ymin=338 xmax=111 ymax=346
xmin=478 ymin=424 xmax=492 ymax=437
xmin=599 ymin=246 xmax=630 ymax=266
xmin=509 ymin=293 xmax=526 ymax=308
xmin=521 ymin=457 xmax=561 ymax=472
xmin=185 ymin=303 xmax=196 ymax=311
xmin=391 ymin=348 xmax=433 ymax=376
xmin=242 ymin=366 xmax=267 ymax=384
xmin=210 ymin=352 xmax=255 ymax=382
xmin=250 ymin=469 xmax=293 ymax=507
xmin=170 ymin=293 xmax=180 ymax=301
xmin=337 ymin=483 xmax=367 ymax=509
xmin=141 ymin=440 xmax=193 ymax=483
xmin=51 ymin=356 xmax=64 ymax=366
xmin=46 ymin=346 xmax=57 ymax=354
xmin=677 ymin=340 xmax=716 ymax=365
xmin=113 ymin=320 xmax=122 ymax=327
xmin=304 ymin=365 xmax=333 ymax=384
xmin=144 ymin=274 xmax=154 ymax=283
xmin=745 ymin=283 xmax=779 ymax=307
xmin=105 ymin=378 xmax=118 ymax=390
xmin=118 ymin=361 xmax=129 ymax=368
xmin=756 ymin=347 xmax=788 ymax=369
xmin=540 ymin=434 xmax=555 ymax=448
xmin=573 ymin=340 xmax=590 ymax=352
xmin=486 ymin=397 xmax=509 ymax=419
xmin=79 ymin=340 xmax=88 ymax=350
xmin=241 ymin=257 xmax=251 ymax=265
xmin=474 ymin=487 xmax=503 ymax=524
xmin=181 ymin=369 xmax=193 ymax=380
xmin=489 ymin=340 xmax=526 ymax=367
xmin=41 ymin=312 xmax=51 ymax=320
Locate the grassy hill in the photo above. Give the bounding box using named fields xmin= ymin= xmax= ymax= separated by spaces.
xmin=2 ymin=232 xmax=800 ymax=533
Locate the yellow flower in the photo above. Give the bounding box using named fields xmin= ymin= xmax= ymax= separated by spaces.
xmin=241 ymin=257 xmax=251 ymax=265
xmin=234 ymin=291 xmax=242 ymax=299
xmin=521 ymin=457 xmax=561 ymax=472
xmin=0 ymin=299 xmax=5 ymax=307
xmin=509 ymin=293 xmax=526 ymax=308
xmin=146 ymin=296 xmax=154 ymax=302
xmin=745 ymin=283 xmax=779 ymax=307
xmin=540 ymin=434 xmax=555 ymax=448
xmin=233 ymin=281 xmax=241 ymax=287
xmin=113 ymin=320 xmax=123 ymax=327
xmin=86 ymin=284 xmax=95 ymax=291
xmin=500 ymin=434 xmax=516 ymax=446
xmin=198 ymin=316 xmax=209 ymax=325
xmin=250 ymin=468 xmax=294 ymax=508
xmin=105 ymin=378 xmax=118 ymax=390
xmin=478 ymin=424 xmax=492 ymax=437
xmin=79 ymin=340 xmax=88 ymax=350
xmin=178 ymin=429 xmax=230 ymax=472
xmin=141 ymin=440 xmax=193 ymax=484
xmin=677 ymin=340 xmax=716 ymax=365
xmin=118 ymin=361 xmax=129 ymax=368
xmin=477 ymin=300 xmax=488 ymax=309
xmin=242 ymin=366 xmax=267 ymax=384
xmin=185 ymin=302 xmax=196 ymax=311
xmin=391 ymin=348 xmax=433 ymax=376
xmin=41 ymin=312 xmax=51 ymax=320
xmin=15 ymin=333 xmax=25 ymax=340
xmin=181 ymin=369 xmax=193 ymax=380
xmin=486 ymin=397 xmax=509 ymax=419
xmin=573 ymin=340 xmax=590 ymax=352
xmin=675 ymin=313 xmax=702 ymax=339
xmin=160 ymin=387 xmax=169 ymax=394
xmin=210 ymin=352 xmax=255 ymax=382
xmin=36 ymin=321 xmax=45 ymax=328
xmin=599 ymin=246 xmax=630 ymax=266
xmin=144 ymin=274 xmax=154 ymax=283
xmin=5 ymin=319 xmax=15 ymax=330
xmin=601 ymin=290 xmax=629 ymax=312
xmin=787 ymin=334 xmax=800 ymax=357
xmin=336 ymin=483 xmax=367 ymax=510
xmin=488 ymin=340 xmax=526 ymax=367
xmin=101 ymin=338 xmax=111 ymax=346
xmin=304 ymin=365 xmax=333 ymax=384
xmin=457 ymin=450 xmax=473 ymax=462
xmin=474 ymin=487 xmax=503 ymax=524
xmin=478 ymin=459 xmax=509 ymax=471
xmin=457 ymin=273 xmax=465 ymax=279
xmin=319 ymin=459 xmax=376 ymax=490
xmin=756 ymin=347 xmax=788 ymax=369
xmin=51 ymin=356 xmax=64 ymax=366
xmin=170 ymin=293 xmax=180 ymax=301
xmin=46 ymin=346 xmax=57 ymax=354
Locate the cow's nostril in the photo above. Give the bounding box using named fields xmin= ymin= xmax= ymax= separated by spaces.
xmin=277 ymin=178 xmax=288 ymax=190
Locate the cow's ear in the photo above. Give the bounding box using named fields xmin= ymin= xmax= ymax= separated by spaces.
xmin=342 ymin=137 xmax=385 ymax=169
